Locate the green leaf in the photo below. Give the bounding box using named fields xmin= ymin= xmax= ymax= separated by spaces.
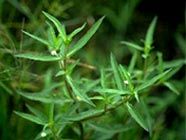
xmin=68 ymin=23 xmax=86 ymax=39
xmin=47 ymin=22 xmax=56 ymax=49
xmin=67 ymin=16 xmax=104 ymax=57
xmin=43 ymin=11 xmax=66 ymax=41
xmin=163 ymin=59 xmax=186 ymax=69
xmin=66 ymin=75 xmax=95 ymax=107
xmin=17 ymin=91 xmax=72 ymax=105
xmin=127 ymin=102 xmax=148 ymax=131
xmin=110 ymin=53 xmax=123 ymax=90
xmin=136 ymin=69 xmax=171 ymax=92
xmin=145 ymin=16 xmax=157 ymax=48
xmin=121 ymin=41 xmax=143 ymax=51
xmin=64 ymin=109 xmax=104 ymax=121
xmin=164 ymin=82 xmax=179 ymax=95
xmin=26 ymin=104 xmax=48 ymax=122
xmin=15 ymin=53 xmax=62 ymax=61
xmin=55 ymin=70 xmax=66 ymax=77
xmin=22 ymin=30 xmax=48 ymax=46
xmin=140 ymin=99 xmax=152 ymax=136
xmin=14 ymin=111 xmax=47 ymax=125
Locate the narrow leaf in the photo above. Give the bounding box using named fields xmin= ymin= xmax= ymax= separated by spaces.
xmin=22 ymin=30 xmax=48 ymax=46
xmin=145 ymin=17 xmax=157 ymax=48
xmin=110 ymin=53 xmax=123 ymax=90
xmin=136 ymin=69 xmax=171 ymax=92
xmin=66 ymin=75 xmax=95 ymax=107
xmin=68 ymin=23 xmax=86 ymax=39
xmin=26 ymin=104 xmax=48 ymax=122
xmin=14 ymin=111 xmax=46 ymax=125
xmin=121 ymin=41 xmax=143 ymax=51
xmin=127 ymin=102 xmax=148 ymax=131
xmin=43 ymin=11 xmax=66 ymax=41
xmin=64 ymin=109 xmax=104 ymax=121
xmin=164 ymin=82 xmax=179 ymax=95
xmin=67 ymin=16 xmax=104 ymax=57
xmin=15 ymin=53 xmax=62 ymax=61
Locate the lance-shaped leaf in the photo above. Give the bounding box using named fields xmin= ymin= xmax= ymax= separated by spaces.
xmin=110 ymin=53 xmax=123 ymax=90
xmin=15 ymin=53 xmax=62 ymax=61
xmin=14 ymin=111 xmax=47 ymax=125
xmin=66 ymin=75 xmax=95 ymax=107
xmin=22 ymin=30 xmax=48 ymax=46
xmin=127 ymin=102 xmax=148 ymax=131
xmin=67 ymin=16 xmax=104 ymax=57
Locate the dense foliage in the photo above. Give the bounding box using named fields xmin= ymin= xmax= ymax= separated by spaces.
xmin=0 ymin=0 xmax=185 ymax=140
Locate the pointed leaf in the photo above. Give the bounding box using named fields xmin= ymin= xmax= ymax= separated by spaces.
xmin=110 ymin=53 xmax=123 ymax=90
xmin=121 ymin=41 xmax=143 ymax=51
xmin=164 ymin=82 xmax=179 ymax=95
xmin=127 ymin=102 xmax=148 ymax=131
xmin=64 ymin=109 xmax=104 ymax=121
xmin=22 ymin=30 xmax=48 ymax=46
xmin=15 ymin=53 xmax=62 ymax=61
xmin=67 ymin=16 xmax=104 ymax=57
xmin=66 ymin=75 xmax=95 ymax=106
xmin=26 ymin=104 xmax=48 ymax=122
xmin=145 ymin=17 xmax=157 ymax=48
xmin=14 ymin=111 xmax=47 ymax=125
xmin=136 ymin=69 xmax=171 ymax=92
xmin=68 ymin=23 xmax=86 ymax=39
xmin=43 ymin=11 xmax=66 ymax=41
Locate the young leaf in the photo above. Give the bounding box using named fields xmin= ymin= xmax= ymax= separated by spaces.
xmin=67 ymin=16 xmax=104 ymax=57
xmin=66 ymin=75 xmax=95 ymax=107
xmin=14 ymin=111 xmax=47 ymax=125
xmin=15 ymin=53 xmax=62 ymax=61
xmin=68 ymin=23 xmax=86 ymax=40
xmin=110 ymin=53 xmax=123 ymax=90
xmin=22 ymin=30 xmax=48 ymax=46
xmin=145 ymin=17 xmax=157 ymax=49
xmin=121 ymin=41 xmax=143 ymax=51
xmin=43 ymin=11 xmax=66 ymax=41
xmin=127 ymin=102 xmax=148 ymax=131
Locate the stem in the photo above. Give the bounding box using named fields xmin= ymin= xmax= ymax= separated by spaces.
xmin=78 ymin=95 xmax=132 ymax=122
xmin=58 ymin=45 xmax=84 ymax=139
xmin=143 ymin=58 xmax=147 ymax=78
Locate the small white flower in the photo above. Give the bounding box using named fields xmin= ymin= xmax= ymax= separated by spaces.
xmin=124 ymin=80 xmax=129 ymax=84
xmin=51 ymin=50 xmax=57 ymax=56
xmin=41 ymin=132 xmax=47 ymax=137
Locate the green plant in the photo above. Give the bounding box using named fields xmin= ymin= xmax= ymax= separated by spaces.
xmin=14 ymin=12 xmax=185 ymax=140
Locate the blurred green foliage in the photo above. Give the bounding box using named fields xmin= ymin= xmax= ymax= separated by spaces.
xmin=0 ymin=0 xmax=185 ymax=140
